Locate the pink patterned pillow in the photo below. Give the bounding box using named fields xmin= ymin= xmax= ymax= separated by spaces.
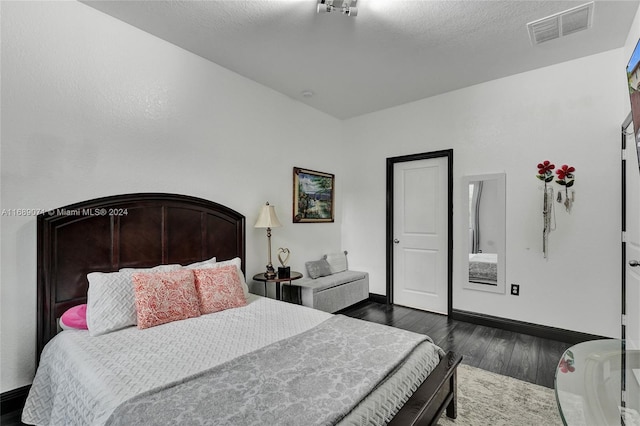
xmin=132 ymin=270 xmax=201 ymax=329
xmin=193 ymin=265 xmax=247 ymax=314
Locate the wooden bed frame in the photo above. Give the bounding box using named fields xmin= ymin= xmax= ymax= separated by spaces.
xmin=36 ymin=193 xmax=461 ymax=425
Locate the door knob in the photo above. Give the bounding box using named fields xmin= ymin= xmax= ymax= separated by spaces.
xmin=393 ymin=239 xmax=400 ymax=244
xmin=630 ymin=260 xmax=640 ymax=267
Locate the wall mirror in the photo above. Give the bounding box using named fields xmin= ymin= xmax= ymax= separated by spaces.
xmin=461 ymin=173 xmax=506 ymax=294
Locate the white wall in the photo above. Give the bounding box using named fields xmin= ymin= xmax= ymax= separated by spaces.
xmin=0 ymin=1 xmax=343 ymax=392
xmin=342 ymin=48 xmax=628 ymax=339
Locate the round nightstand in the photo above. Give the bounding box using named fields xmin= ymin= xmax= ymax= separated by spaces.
xmin=252 ymin=271 xmax=303 ymax=302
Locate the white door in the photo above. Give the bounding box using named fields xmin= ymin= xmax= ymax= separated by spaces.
xmin=393 ymin=156 xmax=449 ymax=314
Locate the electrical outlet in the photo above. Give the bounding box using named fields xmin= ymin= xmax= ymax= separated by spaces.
xmin=511 ymin=284 xmax=520 ymax=296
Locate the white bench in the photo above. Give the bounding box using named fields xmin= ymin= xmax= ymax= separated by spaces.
xmin=294 ymin=270 xmax=369 ymax=313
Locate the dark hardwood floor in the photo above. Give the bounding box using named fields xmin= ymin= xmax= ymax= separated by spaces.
xmin=1 ymin=409 xmax=23 ymax=426
xmin=339 ymin=300 xmax=573 ymax=389
xmin=2 ymin=300 xmax=572 ymax=425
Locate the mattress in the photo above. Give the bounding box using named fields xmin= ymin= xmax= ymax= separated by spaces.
xmin=22 ymin=295 xmax=443 ymax=425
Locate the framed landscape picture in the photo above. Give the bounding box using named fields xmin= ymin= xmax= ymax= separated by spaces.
xmin=293 ymin=167 xmax=334 ymax=223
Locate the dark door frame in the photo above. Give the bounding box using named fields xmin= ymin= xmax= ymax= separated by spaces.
xmin=622 ymin=112 xmax=631 ymax=344
xmin=386 ymin=149 xmax=454 ymax=315
xmin=621 ymin=112 xmax=632 ymax=412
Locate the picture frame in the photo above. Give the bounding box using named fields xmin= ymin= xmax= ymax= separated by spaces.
xmin=293 ymin=167 xmax=335 ymax=223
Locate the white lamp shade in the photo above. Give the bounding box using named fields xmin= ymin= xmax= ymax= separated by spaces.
xmin=254 ymin=203 xmax=282 ymax=228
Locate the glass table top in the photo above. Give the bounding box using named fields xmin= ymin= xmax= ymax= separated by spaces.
xmin=555 ymin=339 xmax=639 ymax=426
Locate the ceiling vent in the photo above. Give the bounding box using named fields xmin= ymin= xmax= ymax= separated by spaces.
xmin=527 ymin=2 xmax=594 ymax=45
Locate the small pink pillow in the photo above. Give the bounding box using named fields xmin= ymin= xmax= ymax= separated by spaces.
xmin=193 ymin=265 xmax=247 ymax=314
xmin=60 ymin=304 xmax=88 ymax=330
xmin=132 ymin=269 xmax=201 ymax=329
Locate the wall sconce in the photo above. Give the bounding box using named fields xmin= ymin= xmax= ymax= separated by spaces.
xmin=317 ymin=0 xmax=358 ymax=17
xmin=254 ymin=202 xmax=282 ymax=278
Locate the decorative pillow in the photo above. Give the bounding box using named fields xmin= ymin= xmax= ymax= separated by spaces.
xmin=188 ymin=257 xmax=249 ymax=298
xmin=183 ymin=256 xmax=216 ymax=269
xmin=86 ymin=264 xmax=182 ymax=337
xmin=193 ymin=265 xmax=247 ymax=314
xmin=60 ymin=304 xmax=88 ymax=330
xmin=132 ymin=269 xmax=201 ymax=329
xmin=324 ymin=251 xmax=348 ymax=274
xmin=305 ymin=259 xmax=332 ymax=279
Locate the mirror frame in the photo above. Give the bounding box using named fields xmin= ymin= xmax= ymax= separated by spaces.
xmin=461 ymin=173 xmax=506 ymax=294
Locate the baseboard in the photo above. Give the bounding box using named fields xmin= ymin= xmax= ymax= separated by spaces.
xmin=1 ymin=385 xmax=30 ymax=415
xmin=368 ymin=293 xmax=388 ymax=304
xmin=451 ymin=309 xmax=607 ymax=345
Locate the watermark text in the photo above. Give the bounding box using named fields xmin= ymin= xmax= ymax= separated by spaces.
xmin=1 ymin=208 xmax=129 ymax=217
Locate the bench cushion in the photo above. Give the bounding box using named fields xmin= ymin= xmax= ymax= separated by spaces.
xmin=296 ymin=270 xmax=368 ymax=293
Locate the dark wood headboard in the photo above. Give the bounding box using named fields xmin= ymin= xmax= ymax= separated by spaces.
xmin=36 ymin=193 xmax=245 ymax=358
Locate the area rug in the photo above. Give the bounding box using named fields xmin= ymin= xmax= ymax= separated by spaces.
xmin=437 ymin=364 xmax=563 ymax=426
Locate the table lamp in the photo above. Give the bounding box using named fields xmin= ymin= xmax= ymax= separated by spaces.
xmin=254 ymin=202 xmax=282 ymax=278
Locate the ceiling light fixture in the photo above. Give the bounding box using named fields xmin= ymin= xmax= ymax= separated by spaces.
xmin=317 ymin=0 xmax=358 ymax=17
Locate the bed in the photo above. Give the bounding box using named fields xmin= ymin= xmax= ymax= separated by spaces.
xmin=23 ymin=193 xmax=461 ymax=425
xmin=468 ymin=252 xmax=498 ymax=285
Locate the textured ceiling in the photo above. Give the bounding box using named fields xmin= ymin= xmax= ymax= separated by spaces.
xmin=84 ymin=0 xmax=639 ymax=119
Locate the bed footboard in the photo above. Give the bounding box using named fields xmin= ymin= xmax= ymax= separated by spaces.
xmin=388 ymin=351 xmax=462 ymax=426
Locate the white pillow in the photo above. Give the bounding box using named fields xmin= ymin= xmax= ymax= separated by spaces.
xmin=87 ymin=264 xmax=181 ymax=336
xmin=324 ymin=251 xmax=348 ymax=274
xmin=194 ymin=257 xmax=249 ymax=298
xmin=119 ymin=264 xmax=181 ymax=273
xmin=183 ymin=256 xmax=216 ymax=270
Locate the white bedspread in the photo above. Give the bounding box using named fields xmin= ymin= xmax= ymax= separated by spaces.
xmin=24 ymin=295 xmax=444 ymax=426
xmin=22 ymin=295 xmax=332 ymax=425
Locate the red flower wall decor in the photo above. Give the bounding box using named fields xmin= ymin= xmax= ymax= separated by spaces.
xmin=536 ymin=160 xmax=555 ymax=258
xmin=555 ymin=164 xmax=575 ymax=187
xmin=555 ymin=164 xmax=575 ymax=212
xmin=536 ymin=160 xmax=555 ymax=183
xmin=534 ymin=160 xmax=576 ymax=258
